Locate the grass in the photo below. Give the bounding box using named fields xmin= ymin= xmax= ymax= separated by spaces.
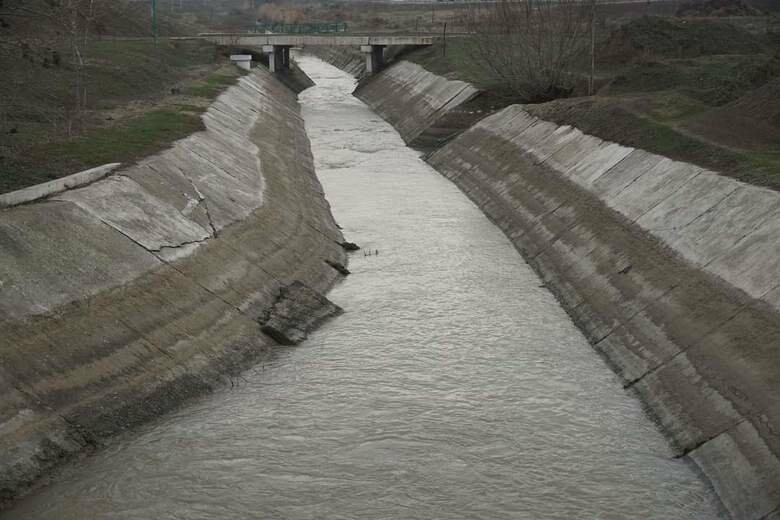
xmin=0 ymin=40 xmax=244 ymax=194
xmin=184 ymin=73 xmax=244 ymax=97
xmin=45 ymin=111 xmax=203 ymax=170
xmin=1 ymin=109 xmax=202 ymax=193
xmin=607 ymin=54 xmax=780 ymax=105
xmin=525 ymin=96 xmax=780 ymax=189
xmin=403 ymin=39 xmax=501 ymax=90
xmin=397 ymin=15 xmax=780 ymax=190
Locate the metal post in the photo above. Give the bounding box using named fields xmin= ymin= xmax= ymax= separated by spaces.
xmin=589 ymin=0 xmax=596 ymax=96
xmin=151 ymin=0 xmax=158 ymax=43
xmin=442 ymin=22 xmax=447 ymax=57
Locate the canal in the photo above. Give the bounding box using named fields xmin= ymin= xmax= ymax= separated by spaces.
xmin=3 ymin=56 xmax=723 ymax=519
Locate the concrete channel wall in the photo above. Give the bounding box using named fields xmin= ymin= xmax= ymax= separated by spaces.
xmin=355 ymin=61 xmax=480 ymax=145
xmin=0 ymin=67 xmax=346 ymax=504
xmin=304 ymin=46 xmax=366 ymax=77
xmin=348 ymin=59 xmax=780 ymax=519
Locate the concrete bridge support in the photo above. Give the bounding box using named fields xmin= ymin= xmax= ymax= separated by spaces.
xmin=360 ymin=45 xmax=385 ymax=75
xmin=262 ymin=45 xmax=291 ymax=73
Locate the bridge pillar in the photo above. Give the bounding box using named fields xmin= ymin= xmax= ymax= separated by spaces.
xmin=262 ymin=45 xmax=291 ymax=73
xmin=360 ymin=45 xmax=385 ymax=75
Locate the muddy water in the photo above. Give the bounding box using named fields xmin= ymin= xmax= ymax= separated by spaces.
xmin=3 ymin=57 xmax=723 ymax=519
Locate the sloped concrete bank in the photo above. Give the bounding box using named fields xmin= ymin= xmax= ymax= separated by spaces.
xmin=354 ymin=61 xmax=481 ymax=151
xmin=346 ymin=60 xmax=780 ymax=519
xmin=0 ymin=67 xmax=346 ymax=506
xmin=305 ymin=46 xmax=366 ymax=77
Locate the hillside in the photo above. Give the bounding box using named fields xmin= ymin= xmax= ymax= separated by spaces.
xmin=0 ymin=0 xmax=243 ymax=193
xmin=405 ymin=14 xmax=780 ymax=189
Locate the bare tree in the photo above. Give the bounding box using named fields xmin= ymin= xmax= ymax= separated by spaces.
xmin=461 ymin=0 xmax=593 ymax=102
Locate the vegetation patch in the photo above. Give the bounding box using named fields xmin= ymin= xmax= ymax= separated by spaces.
xmin=600 ymin=16 xmax=767 ymax=63
xmin=400 ymin=10 xmax=779 ymax=190
xmin=1 ymin=35 xmax=243 ymax=193
xmin=525 ymin=96 xmax=780 ymax=189
xmin=185 ymin=72 xmax=245 ymax=98
xmin=1 ymin=110 xmax=203 ymax=193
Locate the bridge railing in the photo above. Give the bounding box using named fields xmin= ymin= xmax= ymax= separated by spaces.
xmin=255 ymin=22 xmax=348 ymax=35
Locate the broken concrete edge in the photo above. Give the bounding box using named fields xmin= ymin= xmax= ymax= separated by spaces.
xmin=0 ymin=66 xmax=347 ymax=509
xmin=259 ymin=281 xmax=344 ymax=345
xmin=0 ymin=163 xmax=121 ymax=208
xmin=325 ymin=259 xmax=351 ymax=275
xmin=0 ymin=69 xmax=294 ymax=321
xmin=323 ymin=55 xmax=780 ymax=519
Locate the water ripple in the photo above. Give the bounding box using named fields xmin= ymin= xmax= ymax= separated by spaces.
xmin=2 ymin=57 xmax=723 ymax=520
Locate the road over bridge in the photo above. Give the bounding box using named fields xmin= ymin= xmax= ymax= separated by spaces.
xmin=201 ymin=33 xmax=435 ymax=74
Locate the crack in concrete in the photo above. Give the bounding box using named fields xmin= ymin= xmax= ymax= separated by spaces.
xmin=760 ymin=282 xmax=780 ymax=301
xmin=604 ymin=157 xmax=657 ymax=201
xmin=305 ymin=221 xmax=342 ymax=245
xmin=184 ymin=176 xmax=219 ymax=239
xmin=676 ymin=416 xmax=748 ymax=459
xmin=154 ymin=236 xmax=211 ymax=254
xmin=761 ymin=504 xmax=780 ymax=520
xmin=701 ymin=205 xmax=780 ymax=271
xmin=630 ymin=168 xmax=706 ymax=224
xmin=155 ymin=255 xmax=247 ymax=317
xmin=80 ymin=199 xmax=210 ymax=256
xmin=655 ymin=185 xmax=740 ymax=237
xmin=593 ymin=282 xmax=683 ymax=359
xmin=623 ymin=303 xmax=750 ymax=390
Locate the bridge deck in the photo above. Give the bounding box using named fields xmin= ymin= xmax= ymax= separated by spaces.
xmin=202 ymin=34 xmax=435 ymax=47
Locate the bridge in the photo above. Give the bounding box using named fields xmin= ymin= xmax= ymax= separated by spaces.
xmin=201 ymin=34 xmax=435 ymax=74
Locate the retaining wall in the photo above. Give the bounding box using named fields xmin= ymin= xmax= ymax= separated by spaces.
xmin=353 ymin=60 xmax=780 ymax=519
xmin=0 ymin=67 xmax=346 ymax=504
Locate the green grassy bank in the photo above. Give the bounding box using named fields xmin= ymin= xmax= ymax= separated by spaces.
xmin=0 ymin=39 xmax=244 ymax=194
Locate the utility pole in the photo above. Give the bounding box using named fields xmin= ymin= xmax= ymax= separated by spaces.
xmin=588 ymin=0 xmax=596 ymax=96
xmin=151 ymin=0 xmax=158 ymax=43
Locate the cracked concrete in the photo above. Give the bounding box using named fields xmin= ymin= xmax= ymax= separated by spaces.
xmin=0 ymin=66 xmax=346 ymax=508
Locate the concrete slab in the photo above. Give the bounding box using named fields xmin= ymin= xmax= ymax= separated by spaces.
xmin=709 ymin=210 xmax=780 ymax=303
xmin=564 ymin=141 xmax=634 ymax=188
xmin=690 ymin=420 xmax=780 ymax=520
xmin=607 ymin=160 xmax=703 ymax=221
xmin=0 ymin=163 xmax=120 ymax=208
xmin=355 ymin=61 xmax=480 ymax=143
xmin=670 ymin=185 xmax=780 ymax=267
xmin=55 ymin=176 xmax=211 ymax=252
xmin=589 ymin=150 xmax=663 ymax=198
xmin=121 ymin=162 xmax=211 ymax=232
xmin=165 ymin=145 xmax=263 ymax=231
xmin=543 ymin=131 xmax=603 ymax=174
xmin=636 ymin=171 xmax=739 ymax=245
xmin=0 ymin=201 xmax=160 ymax=319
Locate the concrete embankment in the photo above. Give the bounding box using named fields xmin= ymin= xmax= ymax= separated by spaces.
xmin=305 ymin=46 xmax=366 ymax=77
xmin=0 ymin=67 xmax=346 ymax=505
xmin=341 ymin=58 xmax=780 ymax=519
